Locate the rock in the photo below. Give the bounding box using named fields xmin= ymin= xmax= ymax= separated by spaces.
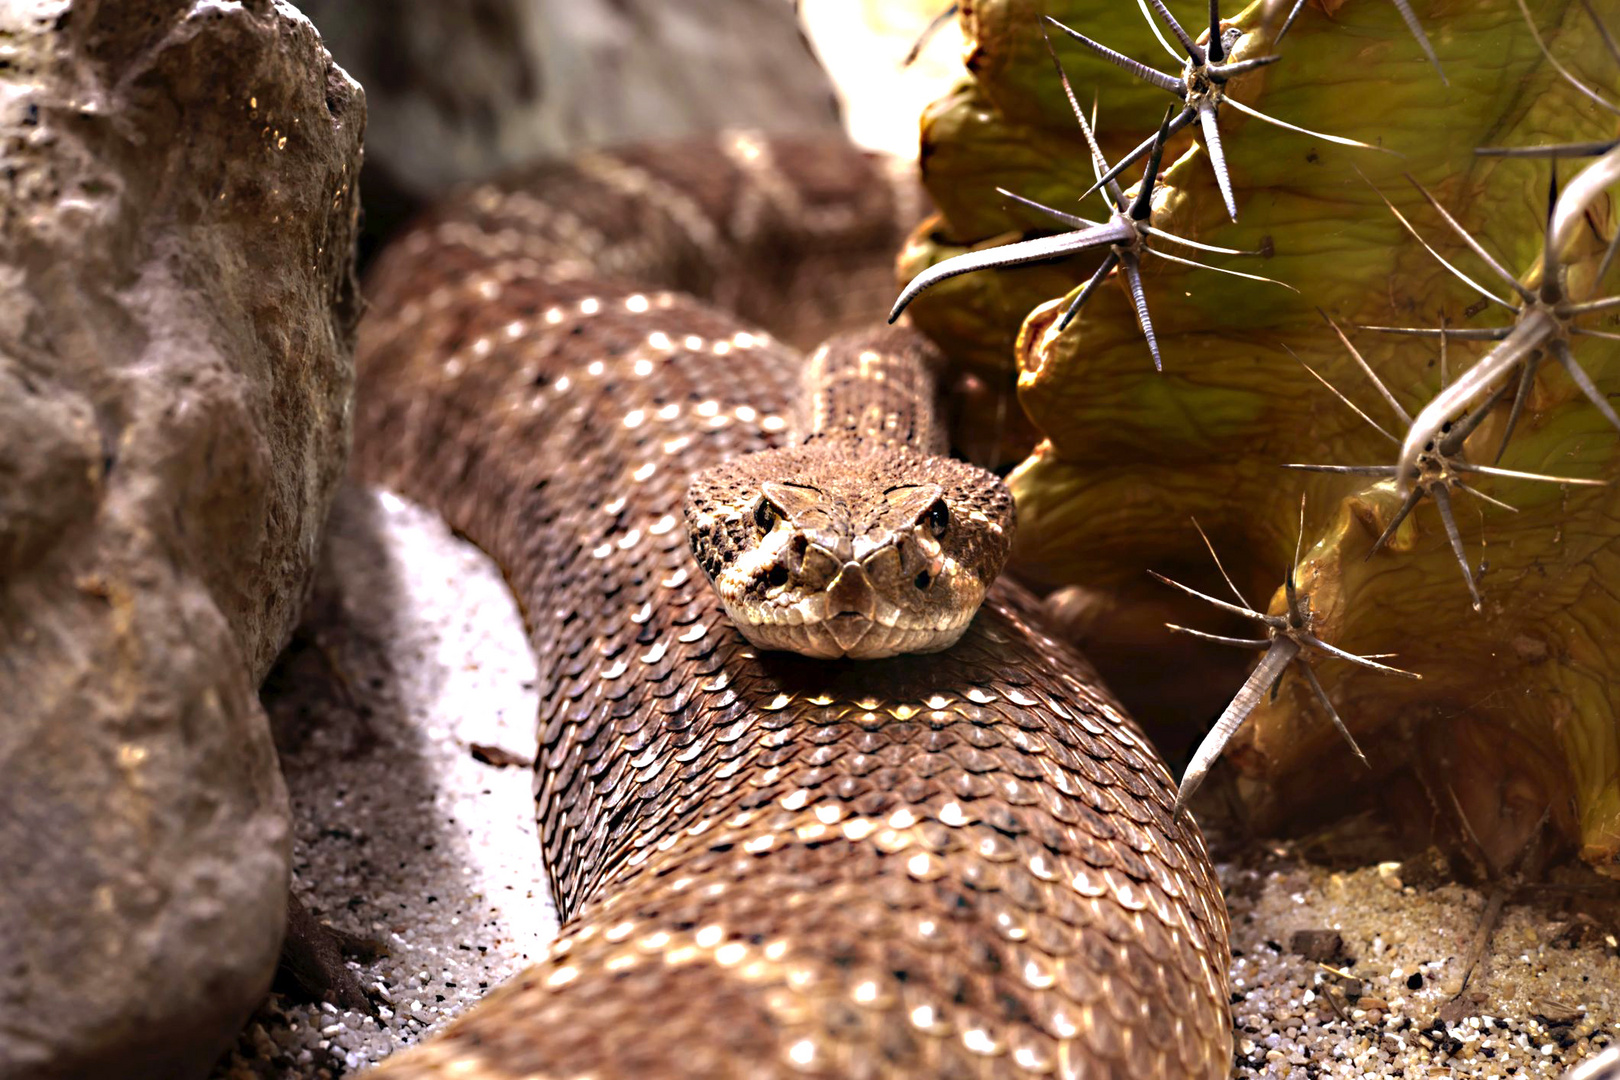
xmin=1534 ymin=999 xmax=1585 ymax=1028
xmin=296 ymin=0 xmax=842 ymax=252
xmin=0 ymin=1 xmax=363 ymax=1077
xmin=1288 ymin=929 xmax=1345 ymax=963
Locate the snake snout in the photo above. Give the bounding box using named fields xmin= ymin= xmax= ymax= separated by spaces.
xmin=788 ymin=543 xmax=842 ymax=592
xmin=856 ymin=542 xmax=905 ymax=588
xmin=826 ymin=561 xmax=877 ymax=620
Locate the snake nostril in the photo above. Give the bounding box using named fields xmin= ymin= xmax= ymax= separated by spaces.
xmin=765 ymin=564 xmax=789 ymax=589
xmin=915 ymin=570 xmax=931 ymax=590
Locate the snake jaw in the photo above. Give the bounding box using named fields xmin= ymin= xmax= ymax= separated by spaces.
xmin=708 ymin=527 xmax=981 ymax=659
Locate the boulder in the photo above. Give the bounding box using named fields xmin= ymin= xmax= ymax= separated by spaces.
xmin=297 ymin=0 xmax=842 ymax=253
xmin=0 ymin=2 xmax=363 ymax=1077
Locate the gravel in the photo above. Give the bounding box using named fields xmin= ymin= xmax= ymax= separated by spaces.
xmin=1223 ymin=851 xmax=1618 ymax=1078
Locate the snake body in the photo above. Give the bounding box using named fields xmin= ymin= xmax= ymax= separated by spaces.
xmin=352 ymin=132 xmax=1231 ymax=1079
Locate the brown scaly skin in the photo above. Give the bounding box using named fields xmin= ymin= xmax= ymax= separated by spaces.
xmin=352 ymin=132 xmax=1230 ymax=1078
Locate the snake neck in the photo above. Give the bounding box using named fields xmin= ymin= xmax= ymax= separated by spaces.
xmin=795 ymin=325 xmax=948 ymax=456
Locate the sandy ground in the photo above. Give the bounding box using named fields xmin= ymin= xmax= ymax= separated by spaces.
xmin=212 ymin=488 xmax=554 ymax=1078
xmin=210 ymin=485 xmax=1620 ymax=1079
xmin=1222 ymin=852 xmax=1619 ymax=1078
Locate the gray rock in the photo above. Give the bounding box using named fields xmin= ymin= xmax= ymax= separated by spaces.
xmin=0 ymin=1 xmax=364 ymax=1077
xmin=297 ymin=0 xmax=842 ymax=250
xmin=303 ymin=0 xmax=838 ymax=195
xmin=1286 ymin=928 xmax=1345 ymax=963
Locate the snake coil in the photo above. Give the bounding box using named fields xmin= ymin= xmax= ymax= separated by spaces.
xmin=353 ymin=132 xmax=1231 ymax=1079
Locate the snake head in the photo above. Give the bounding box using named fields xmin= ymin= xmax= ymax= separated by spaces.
xmin=685 ymin=443 xmax=1014 ymax=659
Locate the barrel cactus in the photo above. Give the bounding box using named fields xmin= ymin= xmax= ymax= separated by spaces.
xmin=898 ymin=0 xmax=1620 ymax=877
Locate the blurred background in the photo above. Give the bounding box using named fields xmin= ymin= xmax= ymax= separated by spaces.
xmin=296 ymin=0 xmax=964 ymax=262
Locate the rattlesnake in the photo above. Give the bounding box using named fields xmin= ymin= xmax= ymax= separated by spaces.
xmin=351 ymin=131 xmax=1231 ymax=1079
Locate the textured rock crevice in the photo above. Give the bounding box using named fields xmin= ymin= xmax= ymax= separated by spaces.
xmin=0 ymin=2 xmax=364 ymax=1077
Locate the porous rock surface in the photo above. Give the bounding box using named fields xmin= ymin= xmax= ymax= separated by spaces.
xmin=0 ymin=1 xmax=363 ymax=1077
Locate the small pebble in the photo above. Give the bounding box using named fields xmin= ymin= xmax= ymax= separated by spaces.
xmin=1290 ymin=928 xmax=1345 ymax=961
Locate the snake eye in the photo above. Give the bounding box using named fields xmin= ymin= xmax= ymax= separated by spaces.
xmin=754 ymin=498 xmax=778 ymax=534
xmin=925 ymin=499 xmax=949 ymax=539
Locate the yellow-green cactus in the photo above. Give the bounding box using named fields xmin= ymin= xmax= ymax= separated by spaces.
xmin=899 ymin=0 xmax=1620 ymax=876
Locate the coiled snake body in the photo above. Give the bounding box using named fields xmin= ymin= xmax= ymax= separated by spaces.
xmin=353 ymin=132 xmax=1231 ymax=1079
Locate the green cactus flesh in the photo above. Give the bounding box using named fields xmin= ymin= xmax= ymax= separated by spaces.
xmin=900 ymin=0 xmax=1620 ymax=876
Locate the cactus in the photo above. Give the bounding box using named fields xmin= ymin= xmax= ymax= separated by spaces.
xmin=898 ymin=0 xmax=1620 ymax=877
